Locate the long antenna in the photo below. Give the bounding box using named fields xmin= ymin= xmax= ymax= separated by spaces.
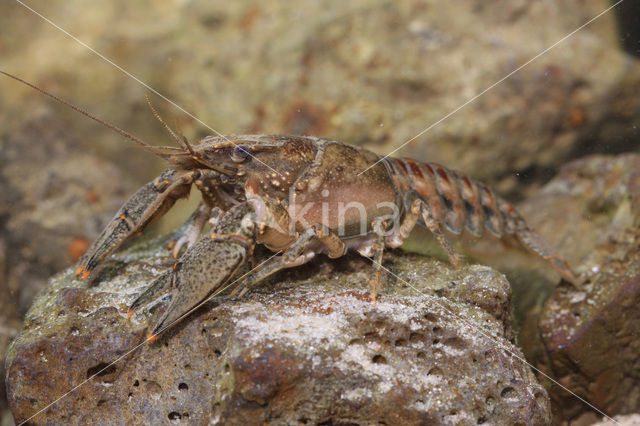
xmin=0 ymin=70 xmax=175 ymax=157
xmin=145 ymin=94 xmax=190 ymax=152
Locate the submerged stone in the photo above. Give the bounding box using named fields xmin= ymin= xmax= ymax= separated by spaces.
xmin=520 ymin=154 xmax=640 ymax=421
xmin=6 ymin=241 xmax=550 ymax=424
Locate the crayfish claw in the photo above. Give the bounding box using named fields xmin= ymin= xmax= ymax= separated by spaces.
xmin=170 ymin=236 xmax=191 ymax=258
xmin=75 ymin=169 xmax=195 ymax=286
xmin=128 ymin=272 xmax=173 ymax=317
xmin=74 ymin=265 xmax=84 ymax=277
xmin=367 ymin=275 xmax=380 ymax=305
xmin=168 ymin=202 xmax=212 ymax=258
xmin=144 ymin=203 xmax=258 ymax=338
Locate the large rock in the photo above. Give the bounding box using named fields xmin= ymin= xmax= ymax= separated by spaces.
xmin=0 ymin=112 xmax=130 ymax=424
xmin=518 ymin=154 xmax=640 ymax=421
xmin=5 ymin=242 xmax=550 ymax=424
xmin=590 ymin=414 xmax=640 ymax=426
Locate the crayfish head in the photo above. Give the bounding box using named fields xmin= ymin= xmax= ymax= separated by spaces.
xmin=188 ymin=135 xmax=316 ymax=193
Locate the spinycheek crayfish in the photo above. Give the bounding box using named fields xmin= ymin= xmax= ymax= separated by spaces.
xmin=1 ymin=70 xmax=578 ymax=341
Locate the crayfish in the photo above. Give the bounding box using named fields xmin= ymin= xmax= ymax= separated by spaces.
xmin=76 ymin=134 xmax=579 ymax=341
xmin=2 ymin=70 xmax=578 ymax=342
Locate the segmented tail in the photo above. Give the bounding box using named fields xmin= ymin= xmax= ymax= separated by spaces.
xmin=387 ymin=157 xmax=578 ymax=284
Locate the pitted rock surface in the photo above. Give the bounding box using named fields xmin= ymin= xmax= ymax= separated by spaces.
xmin=5 ymin=242 xmax=550 ymax=424
xmin=0 ymin=112 xmax=130 ymax=425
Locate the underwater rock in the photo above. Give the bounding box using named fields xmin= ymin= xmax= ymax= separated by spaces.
xmin=519 ymin=154 xmax=640 ymax=421
xmin=590 ymin=413 xmax=640 ymax=426
xmin=0 ymin=111 xmax=130 ymax=423
xmin=5 ymin=245 xmax=550 ymax=424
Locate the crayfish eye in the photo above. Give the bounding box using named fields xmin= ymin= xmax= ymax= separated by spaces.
xmin=231 ymin=145 xmax=251 ymax=162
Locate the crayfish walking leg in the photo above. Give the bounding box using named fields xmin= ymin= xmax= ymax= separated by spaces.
xmin=230 ymin=222 xmax=347 ymax=299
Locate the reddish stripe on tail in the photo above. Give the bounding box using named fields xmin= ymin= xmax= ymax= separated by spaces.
xmin=436 ymin=167 xmax=450 ymax=183
xmin=423 ymin=163 xmax=435 ymax=176
xmin=388 ymin=156 xmax=579 ymax=285
xmin=405 ymin=159 xmax=424 ymax=178
xmin=395 ymin=158 xmax=409 ymax=174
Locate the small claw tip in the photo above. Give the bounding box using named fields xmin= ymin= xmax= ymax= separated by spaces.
xmin=127 ymin=309 xmax=132 ymax=321
xmin=146 ymin=334 xmax=158 ymax=342
xmin=74 ymin=266 xmax=83 ymax=277
xmin=81 ymin=270 xmax=91 ymax=280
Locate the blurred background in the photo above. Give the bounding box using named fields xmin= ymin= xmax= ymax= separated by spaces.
xmin=1 ymin=1 xmax=639 ymax=423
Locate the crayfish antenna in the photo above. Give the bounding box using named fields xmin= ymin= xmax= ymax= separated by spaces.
xmin=145 ymin=94 xmax=193 ymax=154
xmin=0 ymin=69 xmax=179 ymax=159
xmin=173 ymin=118 xmax=196 ymax=156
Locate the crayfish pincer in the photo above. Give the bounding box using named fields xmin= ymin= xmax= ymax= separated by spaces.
xmin=72 ymin=134 xmax=580 ymax=340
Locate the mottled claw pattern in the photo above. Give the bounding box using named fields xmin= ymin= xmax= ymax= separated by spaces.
xmin=75 ymin=168 xmax=194 ymax=281
xmin=75 ymin=134 xmax=579 ymax=339
xmin=129 ymin=202 xmax=259 ymax=340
